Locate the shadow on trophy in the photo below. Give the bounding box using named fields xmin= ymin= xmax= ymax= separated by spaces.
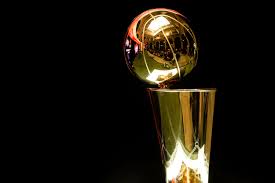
xmin=123 ymin=8 xmax=216 ymax=183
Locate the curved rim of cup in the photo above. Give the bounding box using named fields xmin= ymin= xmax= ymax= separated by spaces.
xmin=147 ymin=88 xmax=216 ymax=92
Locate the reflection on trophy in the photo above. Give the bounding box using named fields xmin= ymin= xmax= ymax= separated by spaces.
xmin=124 ymin=8 xmax=198 ymax=86
xmin=148 ymin=88 xmax=215 ymax=183
xmin=123 ymin=8 xmax=216 ymax=183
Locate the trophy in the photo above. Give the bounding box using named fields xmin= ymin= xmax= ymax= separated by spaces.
xmin=123 ymin=8 xmax=216 ymax=183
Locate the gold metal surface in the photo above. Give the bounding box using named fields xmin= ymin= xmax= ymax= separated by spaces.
xmin=148 ymin=89 xmax=216 ymax=183
xmin=124 ymin=8 xmax=198 ymax=86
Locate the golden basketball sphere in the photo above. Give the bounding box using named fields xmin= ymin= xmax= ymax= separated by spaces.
xmin=124 ymin=8 xmax=198 ymax=86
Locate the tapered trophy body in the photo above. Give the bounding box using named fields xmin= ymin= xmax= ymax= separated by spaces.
xmin=148 ymin=89 xmax=215 ymax=183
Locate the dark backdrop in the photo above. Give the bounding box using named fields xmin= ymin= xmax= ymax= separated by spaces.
xmin=49 ymin=0 xmax=274 ymax=182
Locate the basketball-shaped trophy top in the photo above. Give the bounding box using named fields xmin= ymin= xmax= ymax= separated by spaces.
xmin=124 ymin=8 xmax=198 ymax=87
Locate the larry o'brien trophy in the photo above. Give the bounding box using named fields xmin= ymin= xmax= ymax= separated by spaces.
xmin=123 ymin=8 xmax=216 ymax=183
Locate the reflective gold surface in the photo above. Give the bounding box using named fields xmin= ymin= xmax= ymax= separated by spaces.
xmin=124 ymin=8 xmax=198 ymax=86
xmin=148 ymin=89 xmax=216 ymax=183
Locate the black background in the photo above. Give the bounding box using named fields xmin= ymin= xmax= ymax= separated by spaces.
xmin=46 ymin=0 xmax=274 ymax=182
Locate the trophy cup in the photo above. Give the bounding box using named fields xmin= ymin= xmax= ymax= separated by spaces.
xmin=123 ymin=8 xmax=216 ymax=183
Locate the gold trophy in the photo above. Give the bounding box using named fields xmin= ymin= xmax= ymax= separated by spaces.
xmin=123 ymin=8 xmax=216 ymax=183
